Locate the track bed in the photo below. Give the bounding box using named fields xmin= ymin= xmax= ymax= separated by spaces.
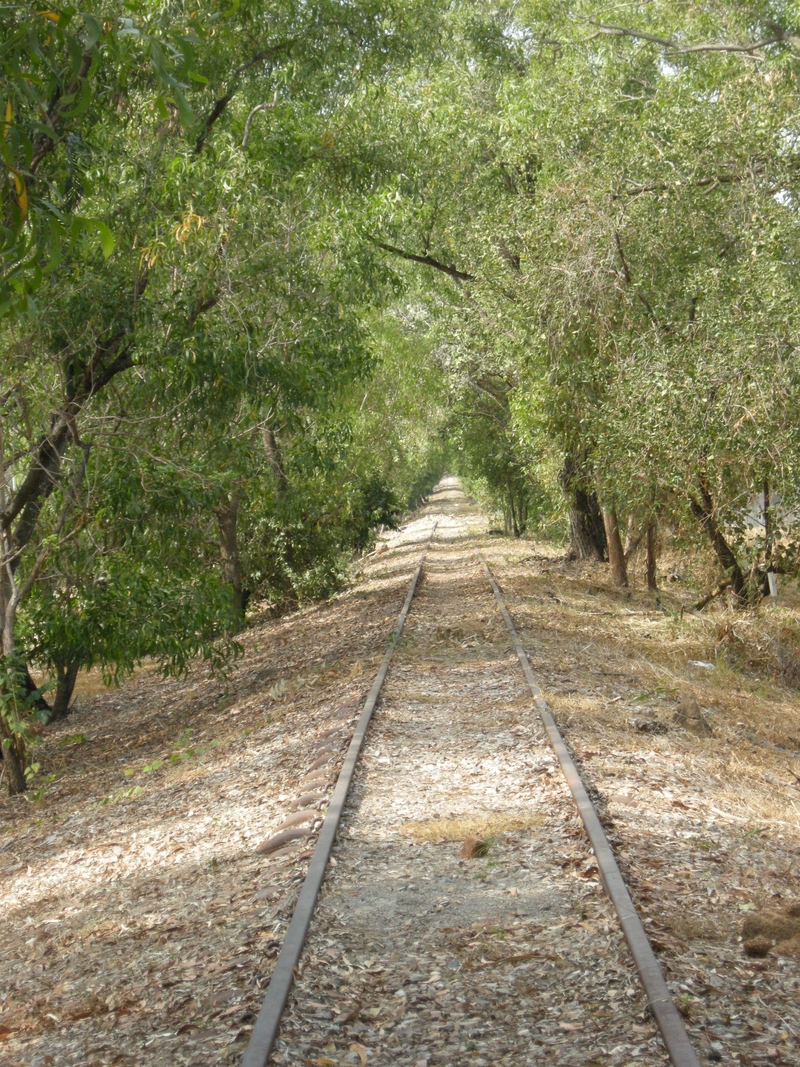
xmin=269 ymin=484 xmax=669 ymax=1066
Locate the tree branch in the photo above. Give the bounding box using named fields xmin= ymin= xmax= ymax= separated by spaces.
xmin=241 ymin=98 xmax=278 ymax=149
xmin=612 ymin=162 xmax=764 ymax=200
xmin=193 ymin=44 xmax=293 ymax=155
xmin=588 ymin=21 xmax=792 ymax=55
xmin=692 ymin=578 xmax=731 ymax=611
xmin=624 ymin=526 xmax=646 ymax=561
xmin=614 ymin=231 xmax=658 ymax=325
xmin=187 ymin=294 xmax=220 ymax=329
xmin=30 ymin=51 xmax=93 ymax=175
xmin=368 ymin=237 xmax=475 ymax=282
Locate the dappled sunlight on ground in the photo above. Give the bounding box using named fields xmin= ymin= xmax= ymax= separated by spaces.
xmin=2 ymin=479 xmax=799 ymax=1066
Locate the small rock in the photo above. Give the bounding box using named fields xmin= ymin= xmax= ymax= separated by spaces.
xmin=629 ymin=717 xmax=668 ymax=734
xmin=460 ymin=836 xmax=489 ymax=859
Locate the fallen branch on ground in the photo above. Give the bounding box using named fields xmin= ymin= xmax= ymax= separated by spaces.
xmin=692 ymin=579 xmax=731 ymax=611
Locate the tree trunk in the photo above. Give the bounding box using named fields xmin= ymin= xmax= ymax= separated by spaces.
xmin=689 ymin=473 xmax=745 ymax=601
xmin=602 ymin=509 xmax=628 ymax=587
xmin=645 ymin=523 xmax=658 ymax=591
xmin=624 ymin=514 xmax=637 ymax=557
xmin=507 ymin=483 xmax=520 ymax=537
xmin=0 ymin=682 xmax=26 ymax=795
xmin=262 ymin=426 xmax=287 ymax=494
xmin=47 ymin=659 xmax=81 ymax=723
xmin=560 ymin=455 xmax=607 ymax=561
xmin=24 ymin=664 xmax=51 ymax=715
xmin=215 ymin=493 xmax=245 ymax=626
xmin=0 ymin=574 xmax=27 ymax=792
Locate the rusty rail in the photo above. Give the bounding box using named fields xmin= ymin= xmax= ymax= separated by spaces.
xmin=476 ymin=548 xmax=702 ymax=1067
xmin=241 ymin=522 xmax=437 ymax=1067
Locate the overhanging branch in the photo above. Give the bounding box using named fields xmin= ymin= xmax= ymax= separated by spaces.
xmin=194 ymin=43 xmax=293 ymax=155
xmin=368 ymin=237 xmax=475 ymax=282
xmin=588 ymin=21 xmax=793 ymax=55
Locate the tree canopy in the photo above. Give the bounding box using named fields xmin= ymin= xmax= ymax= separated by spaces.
xmin=3 ymin=0 xmax=800 ymax=792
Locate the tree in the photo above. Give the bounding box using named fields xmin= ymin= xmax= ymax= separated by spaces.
xmin=1 ymin=0 xmax=447 ymax=791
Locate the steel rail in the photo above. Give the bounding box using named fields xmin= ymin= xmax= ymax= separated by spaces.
xmin=476 ymin=548 xmax=702 ymax=1067
xmin=242 ymin=521 xmax=438 ymax=1067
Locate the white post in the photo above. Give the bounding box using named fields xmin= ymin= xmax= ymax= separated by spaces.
xmin=768 ymin=571 xmax=778 ymax=607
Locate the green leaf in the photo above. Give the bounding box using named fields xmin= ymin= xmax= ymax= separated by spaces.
xmin=60 ymin=76 xmax=92 ymax=119
xmin=81 ymin=14 xmax=103 ymax=49
xmin=79 ymin=217 xmax=116 ymax=258
xmin=171 ymin=86 xmax=194 ymax=126
xmin=94 ymin=221 xmax=115 ymax=259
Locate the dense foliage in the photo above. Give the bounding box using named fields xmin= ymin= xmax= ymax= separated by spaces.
xmin=3 ymin=0 xmax=800 ymax=792
xmin=359 ymin=1 xmax=800 ymax=593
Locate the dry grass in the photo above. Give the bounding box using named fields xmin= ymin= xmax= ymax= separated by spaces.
xmin=400 ymin=811 xmax=545 ymax=842
xmin=481 ymin=530 xmax=800 ymax=841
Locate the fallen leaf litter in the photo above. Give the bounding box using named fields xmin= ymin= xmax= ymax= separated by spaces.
xmin=0 ymin=478 xmax=798 ymax=1066
xmin=269 ymin=483 xmax=669 ymax=1067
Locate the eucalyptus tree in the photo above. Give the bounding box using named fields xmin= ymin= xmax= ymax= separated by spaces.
xmin=501 ymin=0 xmax=800 ymax=596
xmin=0 ymin=0 xmax=444 ymax=792
xmin=361 ymin=0 xmax=800 ymax=592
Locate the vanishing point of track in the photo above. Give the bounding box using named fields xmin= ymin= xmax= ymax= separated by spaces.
xmin=243 ymin=481 xmax=701 ymax=1067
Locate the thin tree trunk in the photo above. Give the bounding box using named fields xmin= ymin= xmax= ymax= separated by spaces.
xmin=624 ymin=514 xmax=637 ymax=557
xmin=23 ymin=664 xmax=51 ymax=715
xmin=0 ymin=676 xmax=26 ymax=794
xmin=763 ymin=479 xmax=773 ymax=566
xmin=0 ymin=661 xmax=26 ymax=798
xmin=602 ymin=509 xmax=628 ymax=587
xmin=689 ymin=473 xmax=745 ymax=601
xmin=0 ymin=561 xmax=26 ymax=792
xmin=262 ymin=426 xmax=287 ymax=494
xmin=645 ymin=523 xmax=658 ymax=591
xmin=518 ymin=498 xmax=528 ymax=536
xmin=508 ymin=484 xmax=520 ymax=537
xmin=47 ymin=659 xmax=81 ymax=722
xmin=215 ymin=493 xmax=245 ymax=626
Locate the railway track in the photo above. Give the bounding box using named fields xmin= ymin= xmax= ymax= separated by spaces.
xmin=242 ymin=479 xmax=701 ymax=1067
